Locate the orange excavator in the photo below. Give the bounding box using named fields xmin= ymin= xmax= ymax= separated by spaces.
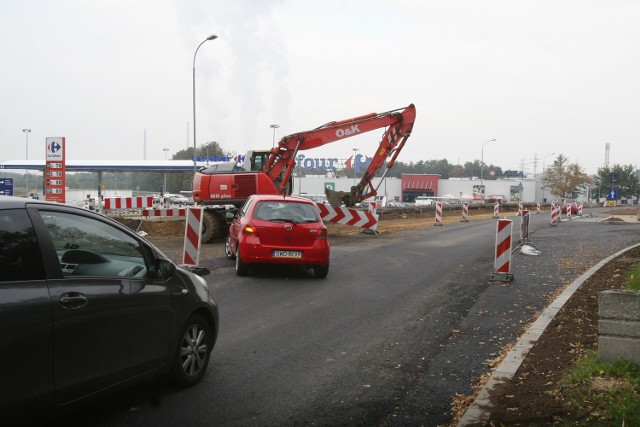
xmin=193 ymin=104 xmax=416 ymax=241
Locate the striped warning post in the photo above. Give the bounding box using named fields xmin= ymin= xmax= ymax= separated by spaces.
xmin=577 ymin=202 xmax=583 ymax=216
xmin=566 ymin=203 xmax=572 ymax=220
xmin=550 ymin=203 xmax=560 ymax=226
xmin=316 ymin=204 xmax=378 ymax=231
xmin=493 ymin=201 xmax=500 ymax=218
xmin=434 ymin=202 xmax=443 ymax=226
xmin=519 ymin=209 xmax=530 ymax=241
xmin=461 ymin=202 xmax=469 ymax=222
xmin=103 ymin=196 xmax=153 ymax=210
xmin=183 ymin=207 xmax=204 ymax=266
xmin=517 ymin=202 xmax=523 ymax=216
xmin=490 ymin=219 xmax=514 ymax=282
xmin=142 ymin=208 xmax=186 ymax=217
xmin=536 ymin=201 xmax=541 ymax=214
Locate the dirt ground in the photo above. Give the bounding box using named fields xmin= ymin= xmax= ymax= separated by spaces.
xmin=114 ymin=206 xmax=640 ymax=425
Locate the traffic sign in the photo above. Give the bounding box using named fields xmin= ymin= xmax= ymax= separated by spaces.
xmin=607 ymin=189 xmax=618 ymax=200
xmin=0 ymin=178 xmax=14 ymax=196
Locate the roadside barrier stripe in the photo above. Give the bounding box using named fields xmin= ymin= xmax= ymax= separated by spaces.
xmin=183 ymin=207 xmax=203 ymax=266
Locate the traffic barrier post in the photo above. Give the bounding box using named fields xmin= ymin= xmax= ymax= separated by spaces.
xmin=461 ymin=202 xmax=469 ymax=222
xmin=489 ymin=219 xmax=514 ymax=282
xmin=536 ymin=201 xmax=541 ymax=214
xmin=550 ymin=203 xmax=560 ymax=226
xmin=493 ymin=201 xmax=500 ymax=218
xmin=566 ymin=203 xmax=572 ymax=221
xmin=577 ymin=202 xmax=583 ymax=216
xmin=434 ymin=202 xmax=443 ymax=226
xmin=517 ymin=202 xmax=523 ymax=216
xmin=183 ymin=207 xmax=204 ymax=267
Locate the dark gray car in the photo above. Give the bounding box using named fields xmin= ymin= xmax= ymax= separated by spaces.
xmin=0 ymin=196 xmax=218 ymax=423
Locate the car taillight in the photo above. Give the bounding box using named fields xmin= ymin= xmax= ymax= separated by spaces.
xmin=243 ymin=225 xmax=257 ymax=234
xmin=316 ymin=228 xmax=328 ymax=240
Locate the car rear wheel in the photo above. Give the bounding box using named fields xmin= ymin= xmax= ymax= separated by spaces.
xmin=169 ymin=314 xmax=211 ymax=388
xmin=225 ymin=236 xmax=235 ymax=260
xmin=313 ymin=263 xmax=329 ymax=279
xmin=235 ymin=248 xmax=249 ymax=276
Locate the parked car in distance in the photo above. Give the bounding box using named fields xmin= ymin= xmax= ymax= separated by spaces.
xmin=561 ymin=203 xmax=580 ymax=214
xmin=225 ymin=194 xmax=330 ymax=278
xmin=0 ymin=196 xmax=219 ymax=423
xmin=415 ymin=196 xmax=435 ymax=206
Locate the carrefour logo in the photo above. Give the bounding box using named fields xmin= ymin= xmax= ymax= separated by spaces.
xmin=48 ymin=140 xmax=62 ymax=154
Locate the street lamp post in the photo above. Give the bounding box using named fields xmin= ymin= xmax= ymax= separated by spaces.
xmin=193 ymin=34 xmax=218 ymax=172
xmin=352 ymin=148 xmax=359 ymax=187
xmin=480 ymin=138 xmax=496 ymax=189
xmin=270 ymin=124 xmax=279 ymax=149
xmin=22 ymin=129 xmax=31 ymax=194
xmin=541 ymin=152 xmax=555 ymax=203
xmin=163 ymin=148 xmax=170 ymax=194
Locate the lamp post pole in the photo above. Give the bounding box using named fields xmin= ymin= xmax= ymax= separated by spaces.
xmin=22 ymin=129 xmax=31 ymax=194
xmin=163 ymin=148 xmax=170 ymax=194
xmin=193 ymin=34 xmax=218 ymax=172
xmin=541 ymin=152 xmax=555 ymax=203
xmin=480 ymin=138 xmax=496 ymax=189
xmin=270 ymin=124 xmax=279 ymax=149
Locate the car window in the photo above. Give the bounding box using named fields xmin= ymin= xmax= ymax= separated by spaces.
xmin=38 ymin=211 xmax=147 ymax=278
xmin=254 ymin=201 xmax=320 ymax=223
xmin=240 ymin=198 xmax=253 ymax=217
xmin=0 ymin=210 xmax=46 ymax=282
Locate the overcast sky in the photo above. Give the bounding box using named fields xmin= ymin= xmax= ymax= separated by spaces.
xmin=2 ymin=0 xmax=638 ymax=175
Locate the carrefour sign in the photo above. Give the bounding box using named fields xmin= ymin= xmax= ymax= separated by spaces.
xmin=296 ymin=154 xmax=371 ymax=174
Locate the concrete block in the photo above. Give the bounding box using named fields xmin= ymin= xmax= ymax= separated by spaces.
xmin=599 ymin=290 xmax=640 ymax=321
xmin=598 ymin=336 xmax=640 ymax=364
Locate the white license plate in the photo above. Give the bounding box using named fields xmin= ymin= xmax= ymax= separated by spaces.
xmin=272 ymin=250 xmax=302 ymax=259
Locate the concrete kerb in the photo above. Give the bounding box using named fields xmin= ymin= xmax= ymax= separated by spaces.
xmin=457 ymin=242 xmax=640 ymax=426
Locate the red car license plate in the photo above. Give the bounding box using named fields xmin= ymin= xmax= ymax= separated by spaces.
xmin=272 ymin=250 xmax=302 ymax=259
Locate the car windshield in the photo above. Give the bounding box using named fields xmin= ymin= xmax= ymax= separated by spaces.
xmin=253 ymin=201 xmax=320 ymax=224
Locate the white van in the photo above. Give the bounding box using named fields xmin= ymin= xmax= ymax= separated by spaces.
xmin=415 ymin=196 xmax=435 ymax=206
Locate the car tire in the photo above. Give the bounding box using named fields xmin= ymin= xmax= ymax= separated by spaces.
xmin=169 ymin=314 xmax=211 ymax=388
xmin=313 ymin=263 xmax=329 ymax=279
xmin=202 ymin=211 xmax=222 ymax=243
xmin=235 ymin=248 xmax=249 ymax=276
xmin=225 ymin=236 xmax=236 ymax=260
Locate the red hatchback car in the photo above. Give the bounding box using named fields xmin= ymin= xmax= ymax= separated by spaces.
xmin=225 ymin=195 xmax=330 ymax=278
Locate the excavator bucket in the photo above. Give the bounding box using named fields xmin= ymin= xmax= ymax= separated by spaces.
xmin=325 ymin=188 xmax=353 ymax=208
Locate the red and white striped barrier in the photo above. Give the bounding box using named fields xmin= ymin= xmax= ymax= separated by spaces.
xmin=142 ymin=208 xmax=186 ymax=217
xmin=536 ymin=201 xmax=541 ymax=214
xmin=317 ymin=204 xmax=378 ymax=230
xmin=493 ymin=201 xmax=500 ymax=218
xmin=519 ymin=209 xmax=530 ymax=241
xmin=103 ymin=196 xmax=153 ymax=210
xmin=183 ymin=207 xmax=204 ymax=266
xmin=550 ymin=203 xmax=560 ymax=226
xmin=577 ymin=202 xmax=583 ymax=216
xmin=434 ymin=202 xmax=443 ymax=226
xmin=461 ymin=202 xmax=469 ymax=222
xmin=566 ymin=203 xmax=572 ymax=220
xmin=517 ymin=202 xmax=523 ymax=216
xmin=490 ymin=219 xmax=514 ymax=282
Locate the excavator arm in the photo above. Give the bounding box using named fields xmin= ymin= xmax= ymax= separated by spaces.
xmin=262 ymin=103 xmax=416 ymax=207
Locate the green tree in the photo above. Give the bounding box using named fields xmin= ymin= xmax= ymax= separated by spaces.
xmin=591 ymin=164 xmax=640 ymax=201
xmin=542 ymin=154 xmax=592 ymax=199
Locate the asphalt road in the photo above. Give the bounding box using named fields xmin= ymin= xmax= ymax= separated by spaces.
xmin=52 ymin=209 xmax=640 ymax=427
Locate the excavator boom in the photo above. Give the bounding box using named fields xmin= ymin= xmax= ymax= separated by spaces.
xmin=263 ymin=104 xmax=416 ymax=206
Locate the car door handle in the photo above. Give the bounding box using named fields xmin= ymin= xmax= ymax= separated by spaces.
xmin=60 ymin=293 xmax=88 ymax=309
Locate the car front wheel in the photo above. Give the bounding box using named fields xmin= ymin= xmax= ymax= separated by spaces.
xmin=169 ymin=314 xmax=211 ymax=387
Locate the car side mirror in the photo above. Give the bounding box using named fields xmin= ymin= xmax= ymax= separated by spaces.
xmin=226 ymin=211 xmax=236 ymax=220
xmin=149 ymin=258 xmax=176 ymax=280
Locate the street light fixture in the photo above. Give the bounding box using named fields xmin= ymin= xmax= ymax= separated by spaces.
xmin=480 ymin=138 xmax=496 ymax=188
xmin=22 ymin=129 xmax=31 ymax=194
xmin=193 ymin=34 xmax=218 ymax=172
xmin=163 ymin=148 xmax=170 ymax=160
xmin=270 ymin=124 xmax=279 ymax=149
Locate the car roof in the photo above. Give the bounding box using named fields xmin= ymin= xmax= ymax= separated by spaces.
xmin=0 ymin=195 xmax=94 ymax=214
xmin=250 ymin=194 xmax=315 ymax=204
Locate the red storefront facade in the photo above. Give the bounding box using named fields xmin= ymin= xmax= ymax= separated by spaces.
xmin=401 ymin=174 xmax=440 ymax=202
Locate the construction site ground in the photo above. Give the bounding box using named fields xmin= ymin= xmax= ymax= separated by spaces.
xmin=115 ymin=206 xmax=640 ymax=425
